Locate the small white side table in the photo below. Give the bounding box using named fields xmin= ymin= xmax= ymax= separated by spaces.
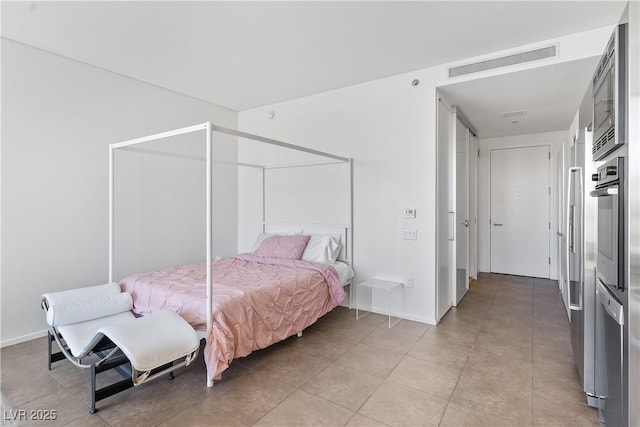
xmin=356 ymin=279 xmax=404 ymax=328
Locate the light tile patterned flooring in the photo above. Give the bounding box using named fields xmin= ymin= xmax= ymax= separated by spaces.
xmin=1 ymin=273 xmax=600 ymax=426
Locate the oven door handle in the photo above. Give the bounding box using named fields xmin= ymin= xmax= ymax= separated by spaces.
xmin=590 ymin=187 xmax=618 ymax=197
xmin=596 ymin=279 xmax=624 ymax=326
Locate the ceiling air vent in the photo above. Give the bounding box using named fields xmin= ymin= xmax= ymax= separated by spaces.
xmin=448 ymin=46 xmax=557 ymax=78
xmin=502 ymin=110 xmax=527 ymax=118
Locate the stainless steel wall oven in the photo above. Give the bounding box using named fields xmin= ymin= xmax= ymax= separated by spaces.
xmin=591 ymin=156 xmax=627 ymax=426
xmin=591 ymin=157 xmax=625 ymax=293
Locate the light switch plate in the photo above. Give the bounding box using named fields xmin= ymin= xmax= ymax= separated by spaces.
xmin=403 ymin=208 xmax=416 ymax=218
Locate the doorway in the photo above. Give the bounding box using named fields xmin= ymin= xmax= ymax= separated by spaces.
xmin=489 ymin=145 xmax=551 ymax=278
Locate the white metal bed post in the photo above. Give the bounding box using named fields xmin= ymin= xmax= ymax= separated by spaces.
xmin=262 ymin=168 xmax=266 ymax=234
xmin=108 ymin=147 xmax=114 ymax=283
xmin=205 ymin=122 xmax=214 ymax=388
xmin=348 ymin=158 xmax=354 ymax=308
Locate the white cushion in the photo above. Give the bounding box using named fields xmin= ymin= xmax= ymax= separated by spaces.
xmin=301 ymin=234 xmax=342 ymax=264
xmin=57 ymin=311 xmax=135 ymax=358
xmin=98 ymin=310 xmax=200 ymax=372
xmin=46 ymin=293 xmax=133 ymax=327
xmin=43 ymin=283 xmax=121 ymax=306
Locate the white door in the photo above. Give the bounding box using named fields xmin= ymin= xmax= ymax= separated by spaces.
xmin=455 ymin=118 xmax=469 ymax=304
xmin=436 ymin=99 xmax=453 ymax=320
xmin=490 ymin=146 xmax=550 ymax=278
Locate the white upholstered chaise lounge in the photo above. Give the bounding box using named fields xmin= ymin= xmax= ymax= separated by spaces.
xmin=41 ymin=282 xmax=200 ymax=413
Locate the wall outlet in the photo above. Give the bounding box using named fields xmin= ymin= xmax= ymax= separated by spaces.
xmin=402 ymin=229 xmax=418 ymax=240
xmin=405 ymin=278 xmax=414 ymax=288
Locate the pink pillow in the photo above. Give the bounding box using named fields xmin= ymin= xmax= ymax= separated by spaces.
xmin=254 ymin=235 xmax=310 ymax=259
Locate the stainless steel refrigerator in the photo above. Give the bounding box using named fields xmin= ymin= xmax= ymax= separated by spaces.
xmin=567 ymin=87 xmax=600 ymax=408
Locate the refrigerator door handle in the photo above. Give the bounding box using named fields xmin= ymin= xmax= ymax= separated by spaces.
xmin=569 ymin=205 xmax=575 ymax=253
xmin=577 ymin=170 xmax=584 ymax=310
xmin=567 ymin=167 xmax=583 ymax=311
xmin=448 ymin=212 xmax=455 ymax=241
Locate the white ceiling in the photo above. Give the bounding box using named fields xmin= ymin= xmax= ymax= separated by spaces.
xmin=439 ymin=56 xmax=599 ymax=138
xmin=1 ymin=1 xmax=627 ymax=136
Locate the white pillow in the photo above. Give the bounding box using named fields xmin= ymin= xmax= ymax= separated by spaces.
xmin=301 ymin=234 xmax=342 ymax=264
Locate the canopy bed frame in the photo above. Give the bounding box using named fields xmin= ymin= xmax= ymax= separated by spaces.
xmin=108 ymin=122 xmax=353 ymax=387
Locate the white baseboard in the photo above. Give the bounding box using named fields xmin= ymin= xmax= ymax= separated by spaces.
xmin=0 ymin=330 xmax=48 ymax=348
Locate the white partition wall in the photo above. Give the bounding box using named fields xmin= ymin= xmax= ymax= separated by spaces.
xmin=436 ymin=98 xmax=453 ymax=321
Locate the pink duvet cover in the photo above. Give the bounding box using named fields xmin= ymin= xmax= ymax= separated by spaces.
xmin=119 ymin=254 xmax=346 ymax=380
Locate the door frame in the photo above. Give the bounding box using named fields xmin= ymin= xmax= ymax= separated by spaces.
xmin=488 ymin=144 xmax=552 ymax=278
xmin=469 ymin=134 xmax=479 ymax=280
xmin=453 ymin=113 xmax=471 ymax=305
xmin=556 ymin=144 xmax=569 ymax=310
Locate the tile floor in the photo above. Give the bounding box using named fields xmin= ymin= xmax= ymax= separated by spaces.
xmin=1 ymin=273 xmax=600 ymax=426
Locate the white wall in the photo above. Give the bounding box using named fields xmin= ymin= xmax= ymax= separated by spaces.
xmin=240 ymin=71 xmax=441 ymax=324
xmin=239 ymin=27 xmax=611 ymax=324
xmin=1 ymin=39 xmax=237 ymax=345
xmin=477 ymin=131 xmax=564 ymax=278
xmin=237 ymin=139 xmax=351 ymax=253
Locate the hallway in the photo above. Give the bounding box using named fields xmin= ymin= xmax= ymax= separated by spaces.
xmin=436 ymin=273 xmax=599 ymax=425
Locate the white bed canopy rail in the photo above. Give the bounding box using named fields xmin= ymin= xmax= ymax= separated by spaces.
xmin=109 ymin=122 xmax=353 ymax=387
